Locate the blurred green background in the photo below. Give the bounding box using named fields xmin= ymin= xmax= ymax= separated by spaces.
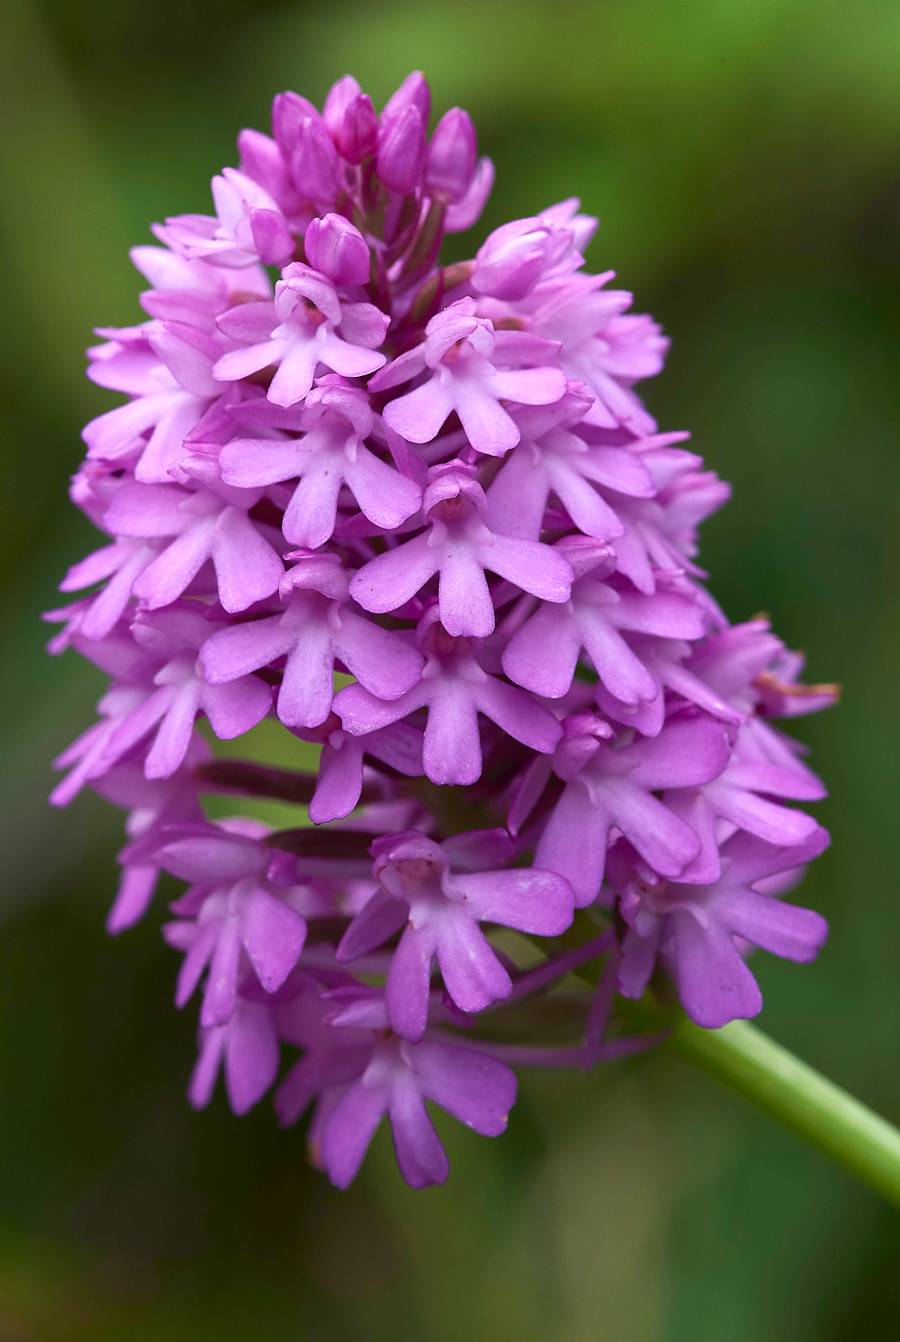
xmin=1 ymin=0 xmax=900 ymax=1336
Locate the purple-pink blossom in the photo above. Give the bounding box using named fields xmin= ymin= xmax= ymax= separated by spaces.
xmin=612 ymin=827 xmax=831 ymax=1027
xmin=349 ymin=460 xmax=573 ymax=638
xmin=199 ymin=552 xmax=423 ymax=729
xmin=273 ymin=975 xmax=517 ymax=1189
xmin=337 ymin=828 xmax=574 ymax=1041
xmin=371 ymin=299 xmax=567 ymax=455
xmin=47 ymin=69 xmax=837 ymax=1192
xmin=212 ymin=265 xmax=388 ymax=408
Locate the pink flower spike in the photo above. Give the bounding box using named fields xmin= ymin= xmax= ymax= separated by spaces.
xmin=50 ymin=71 xmax=839 ymax=1196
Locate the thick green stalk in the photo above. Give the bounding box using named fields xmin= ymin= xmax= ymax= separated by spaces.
xmin=668 ymin=1017 xmax=900 ymax=1210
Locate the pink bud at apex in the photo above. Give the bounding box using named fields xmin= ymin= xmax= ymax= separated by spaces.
xmin=291 ymin=117 xmax=341 ymax=208
xmin=339 ymin=94 xmax=379 ymax=165
xmin=382 ymin=70 xmax=432 ymax=127
xmin=304 ymin=214 xmax=370 ymax=285
xmin=425 ymin=108 xmax=477 ymax=203
xmin=322 ymin=74 xmax=362 ymax=136
xmin=271 ymin=90 xmax=321 ymax=159
xmin=51 ymin=68 xmax=835 ymax=1193
xmin=323 ymin=75 xmax=379 ymax=164
xmin=377 ymin=105 xmax=427 ymax=195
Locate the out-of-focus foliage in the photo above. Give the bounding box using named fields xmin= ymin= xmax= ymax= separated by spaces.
xmin=1 ymin=0 xmax=900 ymax=1336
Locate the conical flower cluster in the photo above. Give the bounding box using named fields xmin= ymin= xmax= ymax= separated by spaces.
xmin=48 ymin=71 xmax=837 ymax=1189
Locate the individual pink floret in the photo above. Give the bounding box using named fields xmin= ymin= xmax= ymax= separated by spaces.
xmin=371 ymin=298 xmax=566 ymax=456
xmin=212 ymin=264 xmax=388 ymax=408
xmin=349 ymin=460 xmax=572 ymax=637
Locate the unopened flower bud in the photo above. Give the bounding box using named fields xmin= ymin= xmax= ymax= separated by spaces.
xmin=425 ymin=108 xmax=477 ymax=204
xmin=471 ymin=220 xmax=555 ymax=300
xmin=292 ymin=117 xmax=341 ymax=208
xmin=323 ymin=77 xmax=378 ymax=164
xmin=338 ymin=93 xmax=378 ymax=164
xmin=305 ymin=213 xmax=370 ymax=286
xmin=322 ymin=75 xmax=362 ymax=135
xmin=271 ymin=91 xmax=321 ymax=159
xmin=382 ymin=70 xmax=431 ymax=128
xmin=377 ymin=106 xmax=426 ymax=195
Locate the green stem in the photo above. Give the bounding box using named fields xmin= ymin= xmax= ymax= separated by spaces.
xmin=668 ymin=1017 xmax=900 ymax=1209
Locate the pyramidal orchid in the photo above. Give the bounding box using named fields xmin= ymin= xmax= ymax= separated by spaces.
xmin=48 ymin=71 xmax=900 ymax=1208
